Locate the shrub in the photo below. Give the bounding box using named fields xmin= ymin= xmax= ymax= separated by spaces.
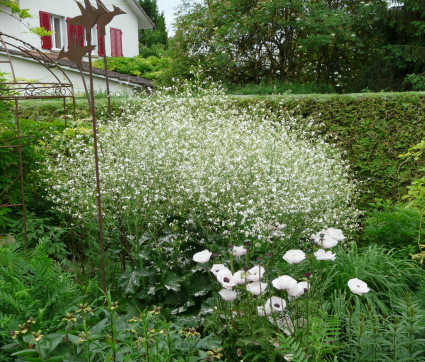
xmin=227 ymin=80 xmax=336 ymax=95
xmin=0 ymin=241 xmax=91 ymax=354
xmin=93 ymin=55 xmax=171 ymax=80
xmin=233 ymin=93 xmax=425 ymax=207
xmin=363 ymin=202 xmax=422 ymax=259
xmin=45 ymin=90 xmax=359 ymax=246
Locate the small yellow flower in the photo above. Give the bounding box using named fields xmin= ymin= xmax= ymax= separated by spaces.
xmin=27 ymin=317 xmax=36 ymax=324
xmin=62 ymin=313 xmax=77 ymax=322
xmin=110 ymin=301 xmax=119 ymax=310
xmin=148 ymin=306 xmax=161 ymax=316
xmin=207 ymin=346 xmax=223 ymax=359
xmin=32 ymin=330 xmax=43 ymax=342
xmin=76 ymin=331 xmax=90 ymax=344
xmin=76 ymin=303 xmax=93 ymax=314
xmin=185 ymin=328 xmax=200 ymax=337
xmin=10 ymin=330 xmax=19 ymax=339
xmin=18 ymin=324 xmax=28 ymax=334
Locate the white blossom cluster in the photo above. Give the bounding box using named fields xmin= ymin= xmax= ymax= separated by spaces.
xmin=45 ymin=90 xmax=360 ymax=244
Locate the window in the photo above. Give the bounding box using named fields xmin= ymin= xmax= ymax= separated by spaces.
xmin=110 ymin=28 xmax=123 ymax=57
xmin=51 ymin=16 xmax=64 ymax=50
xmin=39 ymin=12 xmax=64 ymax=51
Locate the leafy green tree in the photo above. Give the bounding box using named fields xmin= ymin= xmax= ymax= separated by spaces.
xmin=384 ymin=0 xmax=425 ymax=89
xmin=170 ymin=0 xmax=386 ymax=88
xmin=138 ymin=0 xmax=168 ymax=50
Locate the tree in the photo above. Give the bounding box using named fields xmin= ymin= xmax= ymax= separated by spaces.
xmin=170 ymin=0 xmax=386 ymax=88
xmin=138 ymin=0 xmax=168 ymax=51
xmin=384 ymin=0 xmax=425 ymax=89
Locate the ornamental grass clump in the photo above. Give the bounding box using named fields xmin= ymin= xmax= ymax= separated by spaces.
xmin=45 ymin=88 xmax=359 ymax=253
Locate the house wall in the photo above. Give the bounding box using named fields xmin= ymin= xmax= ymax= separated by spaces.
xmin=0 ymin=0 xmax=141 ymax=57
xmin=0 ymin=52 xmax=145 ymax=94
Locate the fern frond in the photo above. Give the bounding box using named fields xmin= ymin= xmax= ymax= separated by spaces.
xmin=276 ymin=334 xmax=308 ymax=361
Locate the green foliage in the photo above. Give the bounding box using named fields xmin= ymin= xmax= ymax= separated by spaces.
xmin=324 ymin=244 xmax=423 ymax=314
xmin=138 ymin=0 xmax=168 ymax=49
xmin=4 ymin=299 xmax=222 ymax=361
xmin=376 ymin=0 xmax=425 ymax=90
xmin=404 ymin=73 xmax=425 ymax=90
xmin=399 ymin=137 xmax=425 ymax=263
xmin=233 ymin=92 xmax=425 ymax=207
xmin=0 ymin=71 xmax=12 ymax=119
xmin=227 ymin=80 xmax=335 ymax=95
xmin=363 ymin=202 xmax=422 ymax=259
xmin=169 ymin=0 xmax=386 ymax=89
xmin=0 ymin=117 xmax=66 ymax=232
xmin=341 ymin=294 xmax=425 ymax=361
xmin=93 ymin=55 xmax=170 ymax=80
xmin=0 ymin=242 xmax=91 ymax=355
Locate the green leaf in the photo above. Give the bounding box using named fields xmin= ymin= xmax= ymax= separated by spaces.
xmin=11 ymin=349 xmax=39 ymax=357
xmin=164 ymin=272 xmax=181 ymax=292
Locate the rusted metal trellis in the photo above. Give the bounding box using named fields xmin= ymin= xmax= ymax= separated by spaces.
xmin=0 ymin=32 xmax=76 ymax=254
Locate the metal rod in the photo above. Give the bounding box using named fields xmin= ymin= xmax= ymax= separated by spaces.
xmin=78 ymin=64 xmax=93 ymax=115
xmin=14 ymin=98 xmax=28 ymax=255
xmin=73 ymin=97 xmax=77 ymax=124
xmin=63 ymin=97 xmax=67 ymax=128
xmin=102 ymin=35 xmax=112 ymax=118
xmin=88 ymin=39 xmax=107 ymax=295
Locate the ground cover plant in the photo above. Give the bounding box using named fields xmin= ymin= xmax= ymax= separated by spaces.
xmin=1 ymin=84 xmax=425 ymax=360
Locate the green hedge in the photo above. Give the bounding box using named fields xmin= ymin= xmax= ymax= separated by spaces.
xmin=232 ymin=92 xmax=425 ymax=207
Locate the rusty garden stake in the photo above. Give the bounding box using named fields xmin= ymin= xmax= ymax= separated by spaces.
xmin=64 ymin=0 xmax=126 ymax=295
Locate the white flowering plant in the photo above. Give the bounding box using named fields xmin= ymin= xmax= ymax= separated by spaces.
xmin=191 ymin=228 xmax=377 ymax=360
xmin=45 ymin=88 xmax=358 ymax=246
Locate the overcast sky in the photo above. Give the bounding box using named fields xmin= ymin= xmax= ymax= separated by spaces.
xmin=157 ymin=0 xmax=184 ymax=36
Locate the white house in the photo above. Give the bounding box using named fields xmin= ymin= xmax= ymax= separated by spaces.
xmin=0 ymin=0 xmax=154 ymax=93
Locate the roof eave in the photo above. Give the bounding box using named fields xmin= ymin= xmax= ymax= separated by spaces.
xmin=128 ymin=0 xmax=155 ymax=29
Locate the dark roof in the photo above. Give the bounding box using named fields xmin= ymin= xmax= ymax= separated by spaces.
xmin=0 ymin=47 xmax=153 ymax=88
xmin=131 ymin=0 xmax=156 ymax=28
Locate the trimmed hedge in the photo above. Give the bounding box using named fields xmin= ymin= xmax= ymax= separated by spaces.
xmin=15 ymin=92 xmax=425 ymax=208
xmin=232 ymin=92 xmax=425 ymax=207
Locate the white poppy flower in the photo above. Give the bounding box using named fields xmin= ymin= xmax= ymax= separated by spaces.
xmin=211 ymin=264 xmax=229 ymax=276
xmin=247 ymin=265 xmax=265 ymax=282
xmin=266 ymin=296 xmax=286 ymax=312
xmin=348 ymin=278 xmax=370 ymax=295
xmin=311 ymin=228 xmax=346 ymax=249
xmin=311 ymin=231 xmax=339 ymax=249
xmin=282 ymin=250 xmax=306 ymax=264
xmin=232 ymin=245 xmax=247 ymax=256
xmin=193 ymin=249 xmax=212 ymax=264
xmin=233 ymin=270 xmax=247 ymax=285
xmin=272 ymin=275 xmax=297 ymax=291
xmin=326 ymin=228 xmax=346 ymax=241
xmin=287 ymin=281 xmax=309 ymax=298
xmin=216 ymin=269 xmax=237 ymax=289
xmin=219 ymin=288 xmax=237 ymax=301
xmin=257 ymin=304 xmax=271 ymax=316
xmin=246 ymin=281 xmax=268 ymax=295
xmin=314 ymin=249 xmax=336 ymax=261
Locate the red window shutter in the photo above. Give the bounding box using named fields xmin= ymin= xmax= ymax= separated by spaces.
xmin=67 ymin=17 xmax=76 ymax=47
xmin=118 ymin=30 xmax=123 ymax=57
xmin=76 ymin=25 xmax=85 ymax=47
xmin=110 ymin=28 xmax=117 ymax=57
xmin=39 ymin=11 xmax=52 ymax=49
xmin=97 ymin=25 xmax=104 ymax=56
